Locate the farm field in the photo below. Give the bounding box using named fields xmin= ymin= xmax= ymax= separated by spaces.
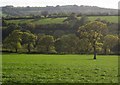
xmin=6 ymin=16 xmax=118 ymax=25
xmin=2 ymin=54 xmax=118 ymax=83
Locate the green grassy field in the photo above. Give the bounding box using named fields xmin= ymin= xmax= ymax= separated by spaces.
xmin=88 ymin=16 xmax=118 ymax=23
xmin=2 ymin=54 xmax=118 ymax=83
xmin=6 ymin=18 xmax=66 ymax=25
xmin=6 ymin=16 xmax=118 ymax=25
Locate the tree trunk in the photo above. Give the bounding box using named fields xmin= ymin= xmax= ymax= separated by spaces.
xmin=104 ymin=48 xmax=107 ymax=55
xmin=27 ymin=44 xmax=31 ymax=53
xmin=93 ymin=46 xmax=96 ymax=59
xmin=15 ymin=48 xmax=18 ymax=53
xmin=28 ymin=48 xmax=30 ymax=53
xmin=46 ymin=46 xmax=49 ymax=54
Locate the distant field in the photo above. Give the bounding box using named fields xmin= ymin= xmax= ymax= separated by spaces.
xmin=88 ymin=16 xmax=118 ymax=23
xmin=6 ymin=16 xmax=118 ymax=25
xmin=2 ymin=54 xmax=118 ymax=83
xmin=6 ymin=18 xmax=67 ymax=25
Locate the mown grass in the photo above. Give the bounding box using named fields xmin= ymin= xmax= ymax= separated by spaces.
xmin=6 ymin=16 xmax=118 ymax=25
xmin=2 ymin=54 xmax=118 ymax=83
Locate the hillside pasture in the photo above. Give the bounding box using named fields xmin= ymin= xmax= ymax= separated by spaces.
xmin=6 ymin=16 xmax=118 ymax=25
xmin=2 ymin=54 xmax=118 ymax=83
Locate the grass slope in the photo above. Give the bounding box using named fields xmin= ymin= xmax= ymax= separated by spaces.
xmin=6 ymin=16 xmax=118 ymax=25
xmin=2 ymin=54 xmax=118 ymax=83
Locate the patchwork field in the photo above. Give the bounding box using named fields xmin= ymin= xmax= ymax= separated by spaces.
xmin=2 ymin=54 xmax=118 ymax=83
xmin=6 ymin=16 xmax=118 ymax=25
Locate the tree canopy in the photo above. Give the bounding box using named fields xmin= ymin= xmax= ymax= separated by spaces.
xmin=78 ymin=21 xmax=108 ymax=59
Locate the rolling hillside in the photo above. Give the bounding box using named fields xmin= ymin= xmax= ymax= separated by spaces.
xmin=6 ymin=16 xmax=118 ymax=25
xmin=1 ymin=5 xmax=118 ymax=16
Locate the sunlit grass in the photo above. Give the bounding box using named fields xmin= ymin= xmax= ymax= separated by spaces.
xmin=6 ymin=16 xmax=118 ymax=25
xmin=2 ymin=54 xmax=118 ymax=83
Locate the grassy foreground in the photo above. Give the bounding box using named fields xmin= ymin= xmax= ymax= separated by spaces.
xmin=2 ymin=54 xmax=118 ymax=83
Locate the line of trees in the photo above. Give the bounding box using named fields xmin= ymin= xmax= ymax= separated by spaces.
xmin=3 ymin=21 xmax=119 ymax=57
xmin=2 ymin=14 xmax=119 ymax=59
xmin=2 ymin=14 xmax=118 ymax=41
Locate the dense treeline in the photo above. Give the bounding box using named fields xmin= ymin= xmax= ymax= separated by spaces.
xmin=2 ymin=29 xmax=119 ymax=53
xmin=2 ymin=29 xmax=119 ymax=55
xmin=2 ymin=14 xmax=119 ymax=56
xmin=2 ymin=5 xmax=118 ymax=17
xmin=2 ymin=15 xmax=119 ymax=40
